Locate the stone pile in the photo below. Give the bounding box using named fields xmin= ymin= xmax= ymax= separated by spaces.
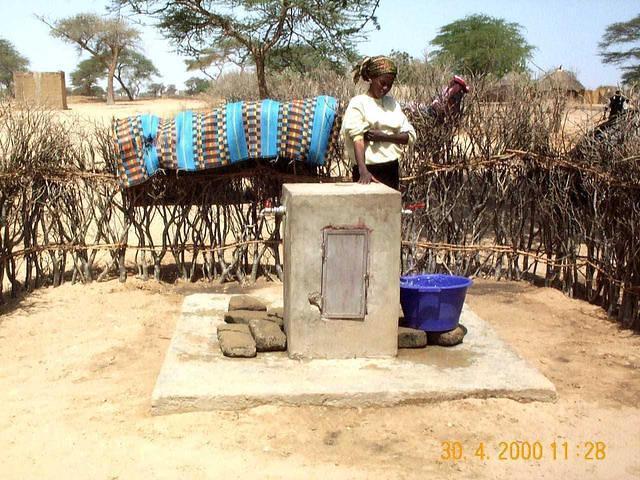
xmin=217 ymin=295 xmax=286 ymax=357
xmin=217 ymin=295 xmax=468 ymax=357
xmin=397 ymin=327 xmax=428 ymax=348
xmin=398 ymin=304 xmax=467 ymax=349
xmin=397 ymin=323 xmax=467 ymax=349
xmin=216 ymin=324 xmax=256 ymax=358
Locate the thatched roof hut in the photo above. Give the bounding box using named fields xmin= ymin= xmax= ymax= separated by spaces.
xmin=484 ymin=71 xmax=530 ymax=102
xmin=497 ymin=71 xmax=530 ymax=88
xmin=538 ymin=68 xmax=585 ymax=99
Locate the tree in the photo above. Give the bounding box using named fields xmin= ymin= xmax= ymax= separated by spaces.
xmin=599 ymin=14 xmax=640 ymax=85
xmin=39 ymin=13 xmax=140 ymax=104
xmin=387 ymin=50 xmax=428 ymax=84
xmin=118 ymin=0 xmax=380 ymax=98
xmin=165 ymin=84 xmax=177 ymax=96
xmin=70 ymin=48 xmax=158 ymax=100
xmin=184 ymin=77 xmax=210 ymax=96
xmin=185 ymin=38 xmax=251 ymax=80
xmin=0 ymin=38 xmax=29 ymax=92
xmin=430 ymin=14 xmax=534 ymax=77
xmin=184 ymin=41 xmax=352 ymax=80
xmin=265 ymin=44 xmax=353 ymax=76
xmin=70 ymin=57 xmax=104 ymax=96
xmin=146 ymin=82 xmax=165 ymax=97
xmin=114 ymin=50 xmax=159 ymax=99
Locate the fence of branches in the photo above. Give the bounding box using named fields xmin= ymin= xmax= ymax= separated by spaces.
xmin=1 ymin=78 xmax=638 ymax=330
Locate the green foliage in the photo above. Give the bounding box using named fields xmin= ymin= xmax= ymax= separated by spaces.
xmin=40 ymin=13 xmax=141 ymax=103
xmin=165 ymin=84 xmax=177 ymax=96
xmin=119 ymin=0 xmax=380 ymax=97
xmin=184 ymin=77 xmax=210 ymax=95
xmin=387 ymin=50 xmax=431 ymax=85
xmin=265 ymin=44 xmax=353 ymax=76
xmin=429 ymin=14 xmax=534 ymax=77
xmin=185 ymin=41 xmax=353 ymax=79
xmin=115 ymin=50 xmax=159 ymax=99
xmin=70 ymin=48 xmax=158 ymax=99
xmin=599 ymin=14 xmax=640 ymax=85
xmin=185 ymin=38 xmax=251 ymax=79
xmin=146 ymin=82 xmax=165 ymax=97
xmin=46 ymin=13 xmax=140 ymax=59
xmin=0 ymin=38 xmax=29 ymax=91
xmin=70 ymin=57 xmax=104 ymax=96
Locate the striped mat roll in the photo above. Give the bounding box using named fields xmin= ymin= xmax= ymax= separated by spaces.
xmin=112 ymin=96 xmax=339 ymax=188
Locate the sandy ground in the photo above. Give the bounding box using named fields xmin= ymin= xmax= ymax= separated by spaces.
xmin=2 ymin=98 xmax=633 ymax=478
xmin=61 ymin=96 xmax=211 ymax=128
xmin=565 ymin=104 xmax=606 ymax=135
xmin=1 ymin=278 xmax=639 ymax=479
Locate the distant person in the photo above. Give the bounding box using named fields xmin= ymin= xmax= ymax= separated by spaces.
xmin=428 ymin=75 xmax=470 ymax=124
xmin=607 ymin=90 xmax=627 ymax=120
xmin=341 ymin=55 xmax=416 ymax=190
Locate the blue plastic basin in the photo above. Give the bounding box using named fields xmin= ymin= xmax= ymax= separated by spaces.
xmin=400 ymin=274 xmax=473 ymax=332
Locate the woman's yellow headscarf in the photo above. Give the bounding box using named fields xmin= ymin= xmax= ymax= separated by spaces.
xmin=351 ymin=56 xmax=398 ymax=84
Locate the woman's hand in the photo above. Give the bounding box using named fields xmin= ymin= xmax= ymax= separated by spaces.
xmin=358 ymin=167 xmax=378 ymax=184
xmin=364 ymin=129 xmax=386 ymax=142
xmin=364 ymin=130 xmax=409 ymax=145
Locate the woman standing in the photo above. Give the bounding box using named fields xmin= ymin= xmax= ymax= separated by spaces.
xmin=341 ymin=56 xmax=416 ymax=189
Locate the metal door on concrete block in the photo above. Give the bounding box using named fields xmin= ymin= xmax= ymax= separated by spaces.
xmin=321 ymin=228 xmax=369 ymax=320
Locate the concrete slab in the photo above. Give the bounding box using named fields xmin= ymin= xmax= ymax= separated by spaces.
xmin=151 ymin=291 xmax=556 ymax=414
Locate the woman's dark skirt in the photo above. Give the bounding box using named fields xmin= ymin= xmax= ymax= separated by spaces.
xmin=351 ymin=160 xmax=399 ymax=190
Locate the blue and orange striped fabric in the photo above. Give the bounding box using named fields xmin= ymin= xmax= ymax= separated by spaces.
xmin=113 ymin=96 xmax=338 ymax=188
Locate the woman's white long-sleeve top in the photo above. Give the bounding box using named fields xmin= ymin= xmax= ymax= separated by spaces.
xmin=341 ymin=93 xmax=416 ymax=166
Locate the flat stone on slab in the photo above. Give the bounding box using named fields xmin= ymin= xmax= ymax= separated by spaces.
xmin=224 ymin=309 xmax=270 ymax=325
xmin=266 ymin=316 xmax=284 ymax=331
xmin=217 ymin=324 xmax=256 ymax=358
xmin=398 ymin=327 xmax=427 ymax=348
xmin=249 ymin=319 xmax=287 ymax=352
xmin=428 ymin=324 xmax=467 ymax=347
xmin=266 ymin=307 xmax=284 ymax=330
xmin=151 ymin=291 xmax=556 ymax=413
xmin=228 ymin=295 xmax=267 ymax=311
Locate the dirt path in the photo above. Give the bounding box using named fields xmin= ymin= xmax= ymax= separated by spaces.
xmin=1 ymin=278 xmax=639 ymax=479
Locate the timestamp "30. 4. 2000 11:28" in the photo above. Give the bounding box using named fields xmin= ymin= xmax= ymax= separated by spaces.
xmin=440 ymin=440 xmax=607 ymax=461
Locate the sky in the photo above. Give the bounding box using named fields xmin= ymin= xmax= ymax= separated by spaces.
xmin=0 ymin=0 xmax=637 ymax=90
